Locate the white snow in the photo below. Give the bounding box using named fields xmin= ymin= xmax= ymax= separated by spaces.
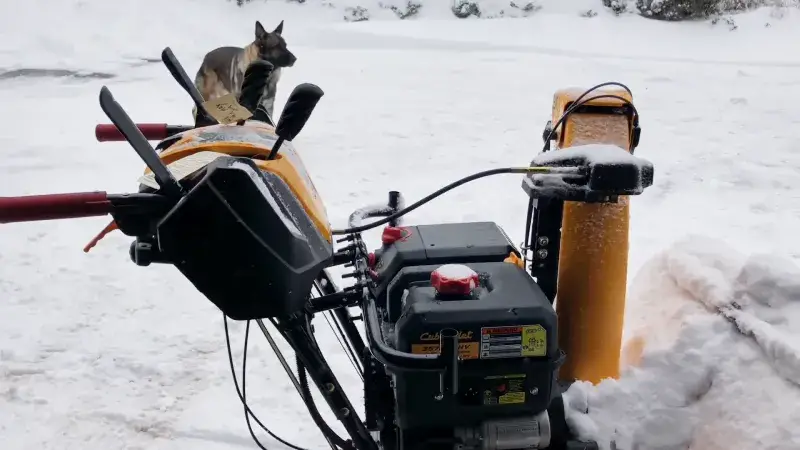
xmin=566 ymin=236 xmax=800 ymax=449
xmin=533 ymin=144 xmax=646 ymax=166
xmin=2 ymin=1 xmax=800 ymax=449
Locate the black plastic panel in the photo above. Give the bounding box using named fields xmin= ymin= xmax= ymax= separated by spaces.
xmin=372 ymin=222 xmax=518 ymax=311
xmin=155 ymin=157 xmax=332 ymax=320
xmin=390 ymin=262 xmax=560 ymax=429
xmin=522 ymin=144 xmax=654 ymax=202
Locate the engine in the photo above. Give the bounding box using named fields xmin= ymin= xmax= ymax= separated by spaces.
xmin=362 ymin=221 xmax=564 ymax=450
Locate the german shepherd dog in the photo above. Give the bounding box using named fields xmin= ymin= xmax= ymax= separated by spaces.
xmin=194 ymin=20 xmax=296 ymax=120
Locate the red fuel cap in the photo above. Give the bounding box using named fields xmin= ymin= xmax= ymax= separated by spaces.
xmin=431 ymin=264 xmax=479 ymax=296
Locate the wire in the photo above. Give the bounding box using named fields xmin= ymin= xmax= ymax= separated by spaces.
xmin=241 ymin=320 xmax=269 ymax=450
xmin=546 ymin=93 xmax=639 ymax=150
xmin=543 ymin=81 xmax=638 ymax=149
xmin=223 ymin=315 xmax=310 ymax=450
xmin=334 ymin=85 xmax=636 ymax=237
xmin=295 ymin=353 xmax=351 ymax=449
xmin=314 ymin=280 xmax=363 ymax=379
xmin=324 ymin=311 xmax=363 ymax=381
xmin=331 ymin=166 xmax=579 ymax=235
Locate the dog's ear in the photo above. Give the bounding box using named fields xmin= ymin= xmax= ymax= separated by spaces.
xmin=255 ymin=20 xmax=267 ymax=39
xmin=274 ymin=20 xmax=284 ymax=35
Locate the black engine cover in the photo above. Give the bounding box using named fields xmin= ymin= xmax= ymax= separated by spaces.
xmin=368 ymin=222 xmax=561 ymax=431
xmin=391 ymin=262 xmax=560 ymax=429
xmin=372 ymin=221 xmax=518 ymax=320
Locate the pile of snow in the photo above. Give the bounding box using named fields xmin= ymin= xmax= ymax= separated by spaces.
xmin=565 ymin=236 xmax=800 ymax=449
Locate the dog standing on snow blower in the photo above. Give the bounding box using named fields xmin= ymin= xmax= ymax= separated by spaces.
xmin=194 ymin=20 xmax=296 ymax=121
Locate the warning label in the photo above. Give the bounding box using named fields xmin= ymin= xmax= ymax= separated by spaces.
xmin=521 ymin=324 xmax=547 ymax=357
xmin=480 ymin=325 xmax=547 ymax=359
xmin=482 ymin=374 xmax=527 ymax=405
xmin=411 ymin=342 xmax=480 ymax=360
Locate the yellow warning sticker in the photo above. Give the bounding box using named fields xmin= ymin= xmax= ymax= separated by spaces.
xmin=482 ymin=374 xmax=527 ymax=405
xmin=499 ymin=392 xmax=526 ymax=405
xmin=521 ymin=325 xmax=547 ymax=357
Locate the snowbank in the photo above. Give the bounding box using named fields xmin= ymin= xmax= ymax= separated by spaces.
xmin=565 ymin=236 xmax=800 ymax=449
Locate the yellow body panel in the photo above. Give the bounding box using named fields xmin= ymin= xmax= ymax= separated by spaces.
xmin=551 ymin=88 xmax=634 ymax=384
xmin=151 ymin=121 xmax=331 ymax=243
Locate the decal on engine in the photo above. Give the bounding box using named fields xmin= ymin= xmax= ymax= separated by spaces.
xmin=419 ymin=330 xmax=474 ymax=341
xmin=521 ymin=324 xmax=547 ymax=357
xmin=482 ymin=374 xmax=526 ymax=405
xmin=480 ymin=325 xmax=547 ymax=359
xmin=410 ymin=342 xmax=480 ymax=360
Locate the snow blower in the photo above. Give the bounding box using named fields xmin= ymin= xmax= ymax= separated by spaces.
xmin=0 ymin=47 xmax=652 ymax=450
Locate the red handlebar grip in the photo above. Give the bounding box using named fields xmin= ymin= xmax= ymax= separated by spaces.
xmin=0 ymin=192 xmax=111 ymax=223
xmin=95 ymin=123 xmax=168 ymax=142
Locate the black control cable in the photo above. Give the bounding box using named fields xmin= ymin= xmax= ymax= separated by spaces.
xmin=330 ymin=166 xmax=581 ymax=235
xmin=223 ymin=316 xmax=310 ymax=450
xmin=332 ymin=81 xmax=638 ymax=237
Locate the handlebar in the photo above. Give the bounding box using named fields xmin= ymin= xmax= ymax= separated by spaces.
xmin=95 ymin=123 xmax=194 ymax=142
xmin=0 ymin=192 xmax=111 ymax=223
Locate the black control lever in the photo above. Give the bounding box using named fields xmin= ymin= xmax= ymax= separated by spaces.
xmin=98 ymin=86 xmax=184 ymax=198
xmin=160 ymin=47 xmax=217 ymax=127
xmin=238 ymin=60 xmax=275 ymax=125
xmin=267 ymin=83 xmax=325 ymax=160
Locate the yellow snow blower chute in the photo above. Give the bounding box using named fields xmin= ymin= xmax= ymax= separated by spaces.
xmin=546 ymin=87 xmax=641 ymax=384
xmin=0 ymin=44 xmax=651 ymax=450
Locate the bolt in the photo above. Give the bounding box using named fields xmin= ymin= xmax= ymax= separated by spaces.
xmin=529 ymin=387 xmax=539 ymax=395
xmin=324 ymin=383 xmax=335 ymax=393
xmin=537 ymin=236 xmax=549 ymax=246
xmin=536 ymin=249 xmax=548 ymax=259
xmin=339 ymin=407 xmax=350 ymax=417
xmin=434 ymin=393 xmax=444 ymax=401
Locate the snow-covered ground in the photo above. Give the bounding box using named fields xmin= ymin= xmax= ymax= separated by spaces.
xmin=2 ymin=1 xmax=800 ymax=449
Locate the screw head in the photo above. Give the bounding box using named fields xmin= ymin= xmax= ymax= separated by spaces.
xmin=536 ymin=249 xmax=548 ymax=259
xmin=537 ymin=236 xmax=549 ymax=246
